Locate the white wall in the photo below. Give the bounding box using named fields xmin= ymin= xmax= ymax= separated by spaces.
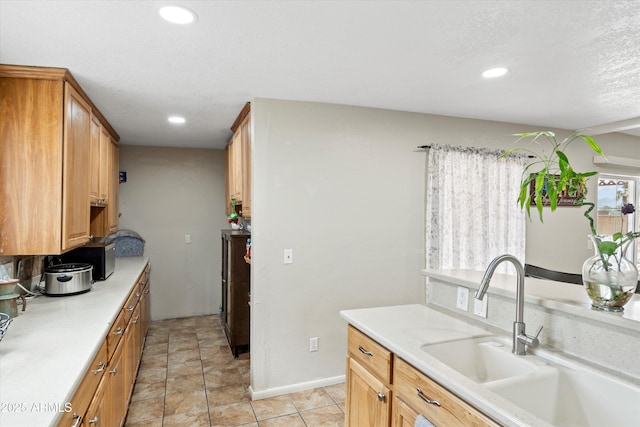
xmin=249 ymin=98 xmax=640 ymax=398
xmin=118 ymin=146 xmax=228 ymax=320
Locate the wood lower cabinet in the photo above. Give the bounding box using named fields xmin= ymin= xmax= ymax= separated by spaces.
xmin=83 ymin=375 xmax=109 ymax=427
xmin=345 ymin=325 xmax=500 ymax=427
xmin=108 ymin=339 xmax=126 ymax=427
xmin=0 ymin=64 xmax=120 ymax=255
xmin=57 ymin=262 xmax=150 ymax=427
xmin=221 ymin=230 xmax=251 ymax=357
xmin=346 ymin=357 xmax=391 ymax=427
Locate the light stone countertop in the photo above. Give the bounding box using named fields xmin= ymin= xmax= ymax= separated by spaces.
xmin=340 ymin=304 xmax=555 ymax=427
xmin=0 ymin=257 xmax=149 ymax=427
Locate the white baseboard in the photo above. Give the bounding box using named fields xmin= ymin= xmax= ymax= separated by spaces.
xmin=248 ymin=374 xmax=346 ymax=401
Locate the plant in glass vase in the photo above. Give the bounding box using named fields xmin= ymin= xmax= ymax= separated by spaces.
xmin=504 ymin=130 xmax=639 ymax=312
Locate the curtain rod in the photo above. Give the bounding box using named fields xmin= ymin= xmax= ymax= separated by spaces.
xmin=416 ymin=145 xmax=535 ymax=158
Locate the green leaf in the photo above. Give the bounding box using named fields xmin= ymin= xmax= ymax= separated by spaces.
xmin=548 ymin=186 xmax=558 ymax=211
xmin=613 ymin=232 xmax=624 ymax=241
xmin=598 ymin=241 xmax=618 ymax=256
xmin=579 ymin=135 xmax=605 ymax=157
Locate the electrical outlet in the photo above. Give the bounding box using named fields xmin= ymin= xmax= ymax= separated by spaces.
xmin=284 ymin=249 xmax=293 ymax=264
xmin=456 ymin=286 xmax=469 ymax=311
xmin=309 ymin=337 xmax=318 ymax=352
xmin=474 ymin=295 xmax=488 ymax=318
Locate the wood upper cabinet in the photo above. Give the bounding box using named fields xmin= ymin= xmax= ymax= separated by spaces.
xmin=225 ymin=102 xmax=251 ymax=218
xmin=98 ymin=126 xmax=111 ymax=205
xmin=239 ymin=111 xmax=252 ymax=218
xmin=61 ymin=83 xmax=92 ymax=251
xmin=90 ymin=114 xmax=102 ymax=206
xmin=0 ymin=64 xmax=120 ymax=254
xmin=108 ymin=139 xmax=119 ymax=234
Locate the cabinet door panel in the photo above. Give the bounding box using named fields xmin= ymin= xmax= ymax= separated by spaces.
xmin=62 ymin=83 xmax=91 ymax=251
xmin=392 ymin=396 xmax=419 ymax=427
xmin=90 ymin=114 xmax=101 ymax=205
xmin=107 ymin=140 xmax=119 ymax=233
xmin=0 ymin=78 xmax=63 ymax=254
xmin=346 ymin=357 xmax=390 ymax=427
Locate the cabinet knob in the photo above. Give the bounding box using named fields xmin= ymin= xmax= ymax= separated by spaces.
xmin=377 ymin=392 xmax=385 ymax=401
xmin=113 ymin=327 xmax=124 ymax=336
xmin=89 ymin=416 xmax=99 ymax=425
xmin=110 ymin=367 xmax=117 ymax=375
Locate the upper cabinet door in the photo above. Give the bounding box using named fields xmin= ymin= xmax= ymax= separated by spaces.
xmin=90 ymin=113 xmax=101 ymax=205
xmin=0 ymin=77 xmax=64 ymax=255
xmin=240 ymin=112 xmax=251 ymax=218
xmin=99 ymin=126 xmax=111 ymax=205
xmin=61 ymin=83 xmax=92 ymax=251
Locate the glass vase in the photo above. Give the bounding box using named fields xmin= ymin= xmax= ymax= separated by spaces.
xmin=582 ymin=234 xmax=638 ymax=312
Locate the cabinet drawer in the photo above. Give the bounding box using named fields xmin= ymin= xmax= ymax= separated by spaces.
xmin=107 ymin=309 xmax=126 ymax=360
xmin=394 ymin=357 xmax=499 ymax=427
xmin=347 ymin=325 xmax=392 ymax=384
xmin=123 ymin=282 xmax=140 ymax=324
xmin=56 ymin=339 xmax=107 ymax=427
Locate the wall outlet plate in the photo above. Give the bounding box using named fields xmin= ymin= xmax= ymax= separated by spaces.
xmin=474 ymin=295 xmax=488 ymax=318
xmin=456 ymin=286 xmax=469 ymax=311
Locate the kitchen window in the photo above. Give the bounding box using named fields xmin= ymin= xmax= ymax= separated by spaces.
xmin=596 ymin=174 xmax=639 ymax=271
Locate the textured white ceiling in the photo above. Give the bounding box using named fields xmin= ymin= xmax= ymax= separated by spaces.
xmin=1 ymin=0 xmax=640 ymax=149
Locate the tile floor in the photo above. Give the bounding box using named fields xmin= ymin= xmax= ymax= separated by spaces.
xmin=124 ymin=315 xmax=346 ymax=427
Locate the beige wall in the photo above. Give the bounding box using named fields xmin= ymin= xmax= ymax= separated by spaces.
xmin=118 ymin=145 xmax=228 ymax=320
xmin=249 ymin=98 xmax=640 ymax=398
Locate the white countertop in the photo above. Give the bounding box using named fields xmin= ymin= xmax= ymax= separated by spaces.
xmin=340 ymin=304 xmax=558 ymax=427
xmin=0 ymin=257 xmax=149 ymax=427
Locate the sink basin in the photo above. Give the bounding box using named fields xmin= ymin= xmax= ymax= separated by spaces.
xmin=486 ymin=365 xmax=640 ymax=427
xmin=421 ymin=336 xmax=544 ymax=383
xmin=422 ymin=335 xmax=640 ymax=426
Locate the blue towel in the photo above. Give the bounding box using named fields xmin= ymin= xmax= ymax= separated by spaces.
xmin=414 ymin=414 xmax=435 ymax=427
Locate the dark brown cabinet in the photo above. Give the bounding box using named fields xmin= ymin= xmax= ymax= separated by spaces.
xmin=221 ymin=230 xmax=251 ymax=357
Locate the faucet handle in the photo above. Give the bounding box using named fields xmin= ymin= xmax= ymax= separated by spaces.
xmin=524 ymin=325 xmax=543 ymax=349
xmin=533 ymin=325 xmax=543 ymax=339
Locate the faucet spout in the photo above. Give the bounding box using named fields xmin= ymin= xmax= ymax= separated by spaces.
xmin=474 ymin=254 xmax=541 ymax=355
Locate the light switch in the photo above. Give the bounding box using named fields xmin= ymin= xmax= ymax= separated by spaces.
xmin=284 ymin=249 xmax=293 ymax=264
xmin=185 ymin=234 xmax=192 ymax=244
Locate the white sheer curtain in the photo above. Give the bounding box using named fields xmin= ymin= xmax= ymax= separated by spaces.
xmin=425 ymin=145 xmax=528 ymax=274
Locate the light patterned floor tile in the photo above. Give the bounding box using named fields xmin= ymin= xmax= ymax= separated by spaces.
xmin=128 ymin=315 xmax=347 ymax=427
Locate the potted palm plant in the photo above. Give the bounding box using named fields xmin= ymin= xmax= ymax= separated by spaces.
xmin=505 ymin=131 xmax=639 ymax=311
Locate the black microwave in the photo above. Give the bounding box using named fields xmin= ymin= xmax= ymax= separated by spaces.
xmin=61 ymin=242 xmax=116 ymax=281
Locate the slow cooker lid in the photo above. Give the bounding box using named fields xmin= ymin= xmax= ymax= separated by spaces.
xmin=45 ymin=263 xmax=93 ymax=273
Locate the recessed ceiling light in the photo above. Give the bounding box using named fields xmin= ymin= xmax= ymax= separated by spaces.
xmin=168 ymin=116 xmax=186 ymax=124
xmin=482 ymin=67 xmax=509 ymax=78
xmin=159 ymin=5 xmax=197 ymax=24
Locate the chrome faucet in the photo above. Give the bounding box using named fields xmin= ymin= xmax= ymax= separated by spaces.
xmin=475 ymin=254 xmax=542 ymax=355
